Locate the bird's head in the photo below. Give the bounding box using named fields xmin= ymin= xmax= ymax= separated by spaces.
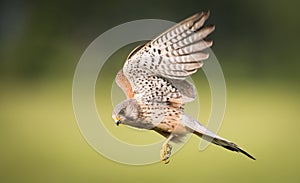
xmin=112 ymin=99 xmax=140 ymax=126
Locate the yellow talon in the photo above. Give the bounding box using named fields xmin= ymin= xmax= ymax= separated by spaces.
xmin=160 ymin=143 xmax=172 ymax=164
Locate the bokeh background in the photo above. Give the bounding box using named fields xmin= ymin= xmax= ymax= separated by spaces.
xmin=1 ymin=0 xmax=300 ymax=182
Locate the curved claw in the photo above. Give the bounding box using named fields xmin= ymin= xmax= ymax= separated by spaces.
xmin=160 ymin=143 xmax=173 ymax=164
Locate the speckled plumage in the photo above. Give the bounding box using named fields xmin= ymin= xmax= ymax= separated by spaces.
xmin=112 ymin=11 xmax=255 ymax=163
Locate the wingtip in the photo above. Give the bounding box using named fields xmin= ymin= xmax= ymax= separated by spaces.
xmin=192 ymin=10 xmax=210 ymax=19
xmin=205 ymin=10 xmax=210 ymax=17
xmin=208 ymin=40 xmax=214 ymax=47
xmin=198 ymin=10 xmax=210 ymax=19
xmin=209 ymin=25 xmax=216 ymax=32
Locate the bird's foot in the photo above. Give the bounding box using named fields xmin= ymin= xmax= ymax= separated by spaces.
xmin=160 ymin=143 xmax=173 ymax=164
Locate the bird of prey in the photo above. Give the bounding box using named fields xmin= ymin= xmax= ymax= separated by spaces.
xmin=112 ymin=11 xmax=255 ymax=164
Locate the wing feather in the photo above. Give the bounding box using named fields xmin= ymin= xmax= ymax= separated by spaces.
xmin=122 ymin=11 xmax=214 ymax=105
xmin=152 ymin=11 xmax=211 ymax=47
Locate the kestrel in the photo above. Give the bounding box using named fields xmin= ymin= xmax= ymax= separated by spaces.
xmin=112 ymin=11 xmax=255 ymax=163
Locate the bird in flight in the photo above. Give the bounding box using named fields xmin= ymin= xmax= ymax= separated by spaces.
xmin=112 ymin=11 xmax=255 ymax=164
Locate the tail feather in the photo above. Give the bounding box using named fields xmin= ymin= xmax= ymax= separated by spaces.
xmin=194 ymin=131 xmax=256 ymax=160
xmin=182 ymin=115 xmax=256 ymax=160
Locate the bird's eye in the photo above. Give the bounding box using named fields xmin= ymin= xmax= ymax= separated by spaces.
xmin=119 ymin=109 xmax=125 ymax=115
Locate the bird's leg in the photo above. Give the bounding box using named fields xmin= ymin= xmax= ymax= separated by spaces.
xmin=160 ymin=134 xmax=174 ymax=164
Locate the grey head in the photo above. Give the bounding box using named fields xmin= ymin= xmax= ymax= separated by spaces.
xmin=112 ymin=99 xmax=140 ymax=127
xmin=112 ymin=99 xmax=155 ymax=129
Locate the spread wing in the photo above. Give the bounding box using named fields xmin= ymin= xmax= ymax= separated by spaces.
xmin=123 ymin=11 xmax=214 ymax=105
xmin=127 ymin=11 xmax=214 ymax=80
xmin=120 ymin=11 xmax=215 ymax=130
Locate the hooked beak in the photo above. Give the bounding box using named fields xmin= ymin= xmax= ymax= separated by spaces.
xmin=113 ymin=114 xmax=121 ymax=126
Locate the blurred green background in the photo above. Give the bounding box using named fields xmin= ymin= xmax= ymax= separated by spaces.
xmin=1 ymin=0 xmax=300 ymax=182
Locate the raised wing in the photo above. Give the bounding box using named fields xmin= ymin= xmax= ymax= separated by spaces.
xmin=118 ymin=12 xmax=215 ymax=132
xmin=123 ymin=11 xmax=214 ymax=105
xmin=126 ymin=11 xmax=214 ymax=80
